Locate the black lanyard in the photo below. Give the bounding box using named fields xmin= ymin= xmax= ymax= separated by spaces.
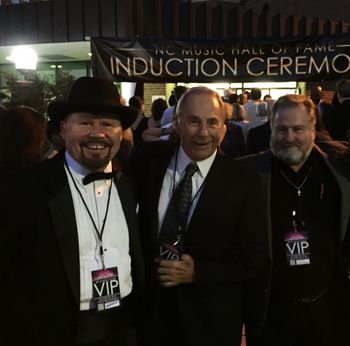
xmin=65 ymin=159 xmax=113 ymax=269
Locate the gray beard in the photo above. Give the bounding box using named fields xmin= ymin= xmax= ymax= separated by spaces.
xmin=272 ymin=146 xmax=306 ymax=166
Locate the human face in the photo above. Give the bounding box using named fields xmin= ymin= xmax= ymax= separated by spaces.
xmin=61 ymin=112 xmax=123 ymax=171
xmin=270 ymin=105 xmax=315 ymax=172
xmin=176 ymin=92 xmax=226 ymax=161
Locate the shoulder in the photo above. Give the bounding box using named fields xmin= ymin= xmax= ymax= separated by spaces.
xmin=315 ymin=145 xmax=350 ymax=177
xmin=134 ymin=140 xmax=176 ymax=160
xmin=248 ymin=121 xmax=270 ymax=135
xmin=215 ymin=153 xmax=263 ymax=180
xmin=236 ymin=151 xmax=272 ymax=172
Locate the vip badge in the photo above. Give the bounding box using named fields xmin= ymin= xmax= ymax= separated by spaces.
xmin=284 ymin=231 xmax=311 ymax=266
xmin=91 ymin=267 xmax=121 ymax=311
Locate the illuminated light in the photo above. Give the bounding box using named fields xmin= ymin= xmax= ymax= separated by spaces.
xmin=50 ymin=65 xmax=56 ymax=68
xmin=57 ymin=65 xmax=63 ymax=69
xmin=7 ymin=46 xmax=38 ymax=70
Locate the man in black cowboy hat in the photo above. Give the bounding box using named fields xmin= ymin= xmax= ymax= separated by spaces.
xmin=1 ymin=77 xmax=145 ymax=346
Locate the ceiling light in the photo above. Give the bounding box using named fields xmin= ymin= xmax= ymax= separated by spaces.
xmin=7 ymin=46 xmax=37 ymax=70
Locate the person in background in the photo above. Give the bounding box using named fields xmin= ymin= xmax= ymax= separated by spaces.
xmin=246 ymin=99 xmax=275 ymax=155
xmin=330 ymin=79 xmax=350 ymax=141
xmin=132 ymin=86 xmax=268 ymax=346
xmin=244 ymin=88 xmax=264 ymax=122
xmin=221 ymin=101 xmax=246 ymax=157
xmin=228 ymin=93 xmax=248 ymax=121
xmin=161 ymin=85 xmax=188 ymax=128
xmin=148 ymin=98 xmax=168 ymax=129
xmin=1 ymin=77 xmax=145 ymax=346
xmin=263 ymin=94 xmax=272 ymax=102
xmin=0 ymin=106 xmax=47 ymax=170
xmin=223 ymin=87 xmax=234 ymax=102
xmin=238 ymin=90 xmax=250 ymax=105
xmin=129 ymin=96 xmax=148 ymax=146
xmin=309 ymin=85 xmax=334 ymax=137
xmin=239 ymin=94 xmax=350 ymax=346
xmin=45 ymin=117 xmax=66 ymax=159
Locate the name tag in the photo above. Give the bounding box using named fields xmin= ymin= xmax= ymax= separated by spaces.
xmin=91 ymin=267 xmax=121 ymax=312
xmin=284 ymin=231 xmax=311 ymax=267
xmin=160 ymin=242 xmax=182 ymax=261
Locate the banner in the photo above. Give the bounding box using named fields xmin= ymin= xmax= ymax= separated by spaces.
xmin=91 ymin=35 xmax=350 ymax=82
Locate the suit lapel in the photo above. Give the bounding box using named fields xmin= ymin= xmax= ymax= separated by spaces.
xmin=47 ymin=154 xmax=80 ymax=305
xmin=185 ymin=154 xmax=224 ymax=241
xmin=150 ymin=145 xmax=175 ymax=240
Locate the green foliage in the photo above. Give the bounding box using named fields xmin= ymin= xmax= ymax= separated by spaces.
xmin=3 ymin=71 xmax=75 ymax=116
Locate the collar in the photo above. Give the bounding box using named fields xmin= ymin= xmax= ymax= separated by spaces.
xmin=176 ymin=146 xmax=217 ymax=179
xmin=64 ymin=151 xmax=112 ymax=187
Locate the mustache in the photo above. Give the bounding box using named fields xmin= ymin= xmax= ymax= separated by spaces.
xmin=81 ymin=139 xmax=111 ymax=147
xmin=281 ymin=142 xmax=301 ymax=148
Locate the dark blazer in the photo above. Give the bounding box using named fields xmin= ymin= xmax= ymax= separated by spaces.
xmin=238 ymin=146 xmax=350 ymax=345
xmin=132 ymin=141 xmax=269 ymax=346
xmin=1 ymin=152 xmax=144 ymax=346
xmin=329 ymin=99 xmax=350 ymax=141
xmin=220 ymin=120 xmax=246 ymax=158
xmin=246 ymin=121 xmax=271 ymax=155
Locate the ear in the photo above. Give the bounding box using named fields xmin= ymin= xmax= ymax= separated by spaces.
xmin=60 ymin=120 xmax=67 ymax=140
xmin=172 ymin=114 xmax=180 ymax=133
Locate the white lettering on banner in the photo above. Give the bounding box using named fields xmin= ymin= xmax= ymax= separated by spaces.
xmin=247 ymin=57 xmax=264 ymax=76
xmin=108 ymin=50 xmax=350 ymax=79
xmin=332 ymin=53 xmax=350 ymax=73
xmin=110 ymin=57 xmax=238 ymax=78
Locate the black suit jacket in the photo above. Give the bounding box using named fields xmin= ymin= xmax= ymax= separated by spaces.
xmin=2 ymin=152 xmax=144 ymax=346
xmin=329 ymin=100 xmax=350 ymax=141
xmin=132 ymin=141 xmax=269 ymax=346
xmin=246 ymin=121 xmax=271 ymax=155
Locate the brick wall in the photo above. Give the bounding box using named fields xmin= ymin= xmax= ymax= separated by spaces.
xmin=305 ymin=81 xmax=337 ymax=104
xmin=143 ymin=83 xmax=176 ymax=116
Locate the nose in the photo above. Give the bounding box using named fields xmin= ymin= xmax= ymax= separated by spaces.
xmin=198 ymin=123 xmax=209 ymax=136
xmin=88 ymin=125 xmax=106 ymax=138
xmin=285 ymin=129 xmax=296 ymax=142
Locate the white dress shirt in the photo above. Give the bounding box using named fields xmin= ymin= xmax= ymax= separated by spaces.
xmin=158 ymin=146 xmax=216 ymax=232
xmin=64 ymin=152 xmax=132 ymax=310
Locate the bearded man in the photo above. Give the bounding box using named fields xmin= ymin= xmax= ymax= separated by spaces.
xmin=1 ymin=77 xmax=145 ymax=346
xmin=239 ymin=94 xmax=350 ymax=346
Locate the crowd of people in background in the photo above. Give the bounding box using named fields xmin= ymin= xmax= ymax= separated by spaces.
xmin=2 ymin=77 xmax=350 ymax=346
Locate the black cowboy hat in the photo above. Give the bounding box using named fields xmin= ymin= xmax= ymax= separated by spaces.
xmin=47 ymin=77 xmax=137 ymax=129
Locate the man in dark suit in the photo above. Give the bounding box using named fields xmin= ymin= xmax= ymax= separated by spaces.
xmin=246 ymin=120 xmax=271 ymax=155
xmin=239 ymin=94 xmax=350 ymax=346
xmin=132 ymin=86 xmax=269 ymax=346
xmin=329 ymin=79 xmax=350 ymax=141
xmin=2 ymin=77 xmax=145 ymax=346
xmin=309 ymin=85 xmax=334 ymax=136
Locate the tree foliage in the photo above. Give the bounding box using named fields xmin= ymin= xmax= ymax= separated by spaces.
xmin=3 ymin=71 xmax=75 ymax=116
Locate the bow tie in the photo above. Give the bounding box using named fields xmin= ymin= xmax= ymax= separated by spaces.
xmin=82 ymin=171 xmax=115 ymax=185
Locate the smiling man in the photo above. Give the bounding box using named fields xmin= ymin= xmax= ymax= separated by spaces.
xmin=2 ymin=77 xmax=145 ymax=346
xmin=132 ymin=86 xmax=268 ymax=346
xmin=239 ymin=94 xmax=350 ymax=346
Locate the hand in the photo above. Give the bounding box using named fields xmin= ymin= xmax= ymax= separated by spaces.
xmin=157 ymin=254 xmax=195 ymax=287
